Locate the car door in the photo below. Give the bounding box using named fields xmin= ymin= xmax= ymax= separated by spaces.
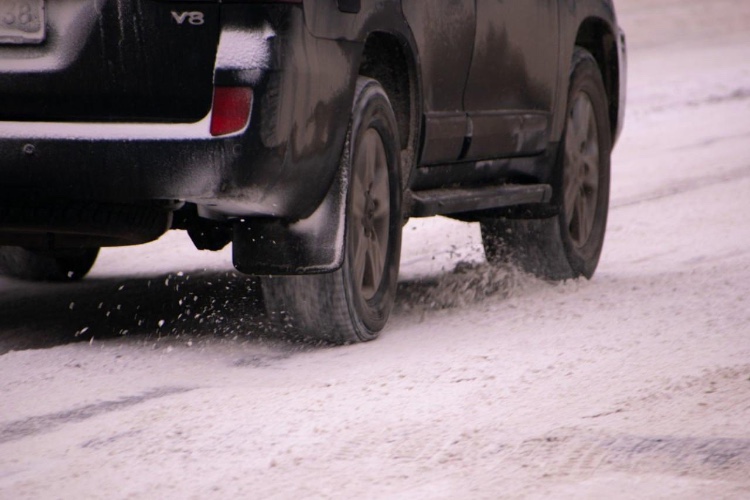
xmin=462 ymin=0 xmax=560 ymax=161
xmin=402 ymin=0 xmax=476 ymax=165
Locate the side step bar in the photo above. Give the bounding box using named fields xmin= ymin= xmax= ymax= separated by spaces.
xmin=408 ymin=184 xmax=552 ymax=218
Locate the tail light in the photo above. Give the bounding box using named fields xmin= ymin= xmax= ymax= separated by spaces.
xmin=210 ymin=87 xmax=253 ymax=137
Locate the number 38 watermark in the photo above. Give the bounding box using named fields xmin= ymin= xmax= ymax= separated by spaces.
xmin=2 ymin=1 xmax=40 ymax=31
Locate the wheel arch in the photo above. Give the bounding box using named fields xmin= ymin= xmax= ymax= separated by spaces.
xmin=574 ymin=16 xmax=624 ymax=144
xmin=357 ymin=31 xmax=421 ymax=191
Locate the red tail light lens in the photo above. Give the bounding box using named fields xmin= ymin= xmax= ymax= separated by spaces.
xmin=210 ymin=87 xmax=253 ymax=137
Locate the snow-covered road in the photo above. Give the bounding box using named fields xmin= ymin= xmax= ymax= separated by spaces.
xmin=2 ymin=1 xmax=750 ymax=498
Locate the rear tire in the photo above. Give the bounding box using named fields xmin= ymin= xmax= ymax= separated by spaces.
xmin=0 ymin=247 xmax=99 ymax=282
xmin=481 ymin=47 xmax=612 ymax=280
xmin=261 ymin=77 xmax=402 ymax=344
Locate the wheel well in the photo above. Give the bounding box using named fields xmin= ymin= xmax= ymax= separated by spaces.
xmin=575 ymin=18 xmax=620 ymax=140
xmin=358 ymin=32 xmax=418 ymax=182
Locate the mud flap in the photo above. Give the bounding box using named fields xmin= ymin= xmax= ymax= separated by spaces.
xmin=232 ymin=162 xmax=349 ymax=275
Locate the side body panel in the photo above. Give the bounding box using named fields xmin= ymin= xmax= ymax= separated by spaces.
xmin=462 ymin=0 xmax=560 ymax=161
xmin=401 ymin=0 xmax=476 ymax=164
xmin=303 ymin=0 xmax=477 ymax=166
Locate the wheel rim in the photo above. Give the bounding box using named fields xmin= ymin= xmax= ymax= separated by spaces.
xmin=563 ymin=91 xmax=600 ymax=250
xmin=350 ymin=128 xmax=391 ymax=301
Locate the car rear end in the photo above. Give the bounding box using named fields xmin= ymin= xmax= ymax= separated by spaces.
xmin=0 ymin=0 xmax=343 ymax=251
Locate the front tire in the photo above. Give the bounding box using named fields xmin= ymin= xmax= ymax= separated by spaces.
xmin=481 ymin=47 xmax=612 ymax=280
xmin=261 ymin=78 xmax=402 ymax=344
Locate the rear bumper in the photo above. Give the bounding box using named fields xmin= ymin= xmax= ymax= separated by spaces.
xmin=0 ymin=129 xmax=256 ymax=211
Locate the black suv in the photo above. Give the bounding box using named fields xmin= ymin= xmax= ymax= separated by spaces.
xmin=0 ymin=0 xmax=626 ymax=343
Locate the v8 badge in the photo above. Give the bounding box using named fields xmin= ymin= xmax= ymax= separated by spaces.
xmin=171 ymin=11 xmax=205 ymax=26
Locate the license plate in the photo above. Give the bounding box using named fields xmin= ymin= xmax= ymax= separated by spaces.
xmin=0 ymin=0 xmax=46 ymax=45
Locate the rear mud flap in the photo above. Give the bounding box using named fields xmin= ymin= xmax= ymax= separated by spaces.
xmin=232 ymin=163 xmax=348 ymax=275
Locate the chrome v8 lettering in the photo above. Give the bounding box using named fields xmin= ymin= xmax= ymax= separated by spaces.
xmin=171 ymin=11 xmax=204 ymax=26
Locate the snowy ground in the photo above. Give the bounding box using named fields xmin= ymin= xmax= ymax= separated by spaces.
xmin=2 ymin=0 xmax=750 ymax=498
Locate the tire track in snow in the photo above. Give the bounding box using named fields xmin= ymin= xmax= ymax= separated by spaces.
xmin=612 ymin=163 xmax=750 ymax=209
xmin=507 ymin=431 xmax=750 ymax=483
xmin=0 ymin=386 xmax=194 ymax=444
